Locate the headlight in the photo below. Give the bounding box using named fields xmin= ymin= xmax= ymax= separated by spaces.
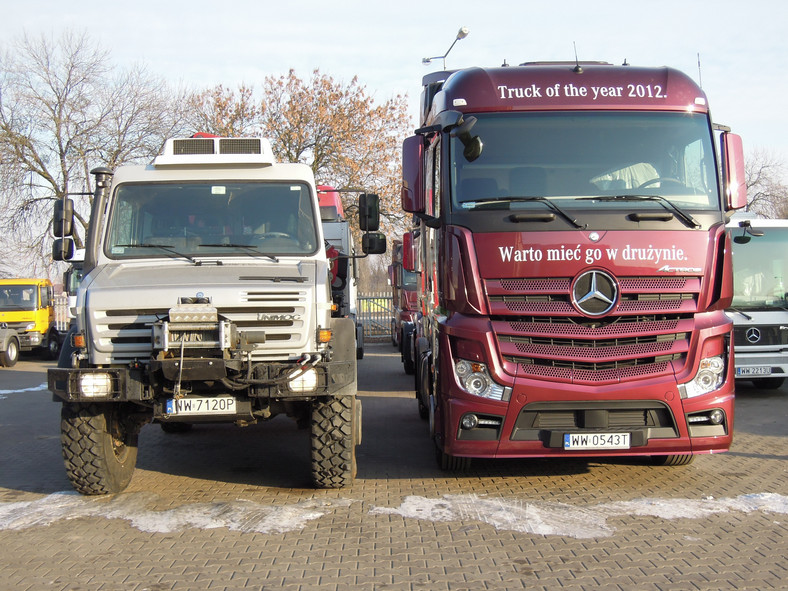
xmin=79 ymin=373 xmax=113 ymax=397
xmin=288 ymin=367 xmax=318 ymax=393
xmin=680 ymin=355 xmax=725 ymax=399
xmin=453 ymin=359 xmax=510 ymax=401
xmin=25 ymin=323 xmax=36 ymax=331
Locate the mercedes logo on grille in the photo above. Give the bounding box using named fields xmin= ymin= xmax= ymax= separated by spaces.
xmin=572 ymin=270 xmax=618 ymax=316
xmin=746 ymin=327 xmax=762 ymax=344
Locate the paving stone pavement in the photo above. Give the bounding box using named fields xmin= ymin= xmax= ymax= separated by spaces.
xmin=0 ymin=345 xmax=786 ymax=590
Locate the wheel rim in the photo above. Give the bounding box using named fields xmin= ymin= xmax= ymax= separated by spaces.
xmin=107 ymin=411 xmax=131 ymax=463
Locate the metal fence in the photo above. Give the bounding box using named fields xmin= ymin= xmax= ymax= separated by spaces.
xmin=54 ymin=293 xmax=70 ymax=333
xmin=357 ymin=292 xmax=393 ymax=340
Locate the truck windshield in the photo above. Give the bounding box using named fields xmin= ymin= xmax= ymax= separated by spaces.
xmin=402 ymin=269 xmax=419 ymax=290
xmin=0 ymin=285 xmax=37 ymax=311
xmin=729 ymin=226 xmax=788 ymax=309
xmin=105 ymin=181 xmax=319 ymax=259
xmin=451 ymin=111 xmax=719 ymax=213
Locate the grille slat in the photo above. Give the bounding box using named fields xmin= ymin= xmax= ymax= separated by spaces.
xmin=486 ymin=275 xmax=698 ymax=383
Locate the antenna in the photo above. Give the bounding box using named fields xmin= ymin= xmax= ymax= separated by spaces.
xmin=697 ymin=52 xmax=703 ymax=88
xmin=573 ymin=42 xmax=583 ymax=73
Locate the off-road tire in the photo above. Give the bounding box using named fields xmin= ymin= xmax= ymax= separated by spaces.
xmin=651 ymin=454 xmax=694 ymax=466
xmin=0 ymin=337 xmax=19 ymax=367
xmin=61 ymin=402 xmax=139 ymax=495
xmin=310 ymin=396 xmax=357 ymax=488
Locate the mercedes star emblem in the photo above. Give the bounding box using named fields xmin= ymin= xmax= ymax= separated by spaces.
xmin=745 ymin=327 xmax=762 ymax=344
xmin=572 ymin=270 xmax=618 ymax=316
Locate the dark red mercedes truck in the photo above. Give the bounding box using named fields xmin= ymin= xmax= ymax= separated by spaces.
xmin=401 ymin=62 xmax=747 ymax=469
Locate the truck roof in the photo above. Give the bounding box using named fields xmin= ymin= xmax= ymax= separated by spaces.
xmin=111 ymin=161 xmax=316 ymax=186
xmin=422 ymin=63 xmax=708 ymax=125
xmin=110 ymin=135 xmax=317 ymax=186
xmin=0 ymin=278 xmax=53 ymax=286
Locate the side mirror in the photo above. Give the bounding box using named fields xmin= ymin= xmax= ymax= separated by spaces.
xmin=402 ymin=231 xmax=417 ymax=273
xmin=722 ymin=132 xmax=747 ymax=210
xmin=53 ymin=198 xmax=74 ymax=237
xmin=359 ymin=193 xmax=380 ymax=232
xmin=52 ymin=237 xmax=75 ymax=261
xmin=402 ymin=135 xmax=425 ymax=213
xmin=362 ymin=232 xmax=386 ymax=255
xmin=450 ymin=116 xmax=483 ymax=162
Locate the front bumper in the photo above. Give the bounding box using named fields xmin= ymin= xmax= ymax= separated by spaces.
xmin=48 ymin=357 xmax=356 ymax=404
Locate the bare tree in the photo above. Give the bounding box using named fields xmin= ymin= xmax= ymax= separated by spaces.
xmin=185 ymin=84 xmax=261 ymax=137
xmin=744 ymin=148 xmax=788 ymax=218
xmin=0 ymin=31 xmax=187 ymax=277
xmin=260 ymin=69 xmax=411 ymax=237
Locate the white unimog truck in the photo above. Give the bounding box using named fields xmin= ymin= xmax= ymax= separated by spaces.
xmin=48 ymin=136 xmax=385 ymax=494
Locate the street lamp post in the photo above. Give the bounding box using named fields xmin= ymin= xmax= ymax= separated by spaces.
xmin=422 ymin=26 xmax=470 ymax=69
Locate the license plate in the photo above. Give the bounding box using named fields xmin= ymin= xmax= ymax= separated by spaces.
xmin=563 ymin=433 xmax=631 ymax=450
xmin=736 ymin=366 xmax=772 ymax=376
xmin=165 ymin=396 xmax=237 ymax=416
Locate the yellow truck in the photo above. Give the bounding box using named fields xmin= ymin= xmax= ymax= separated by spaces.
xmin=0 ymin=278 xmax=60 ymax=364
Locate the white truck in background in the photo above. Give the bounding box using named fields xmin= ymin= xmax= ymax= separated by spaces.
xmin=727 ymin=216 xmax=788 ymax=389
xmin=49 ymin=136 xmax=385 ymax=494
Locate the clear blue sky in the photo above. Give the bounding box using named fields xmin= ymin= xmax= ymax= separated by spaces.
xmin=4 ymin=0 xmax=788 ymax=169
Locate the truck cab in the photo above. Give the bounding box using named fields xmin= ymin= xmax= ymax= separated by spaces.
xmin=0 ymin=277 xmax=59 ymax=360
xmin=727 ymin=216 xmax=788 ymax=389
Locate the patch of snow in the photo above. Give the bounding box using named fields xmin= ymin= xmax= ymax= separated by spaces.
xmin=0 ymin=382 xmax=49 ymax=396
xmin=0 ymin=491 xmax=354 ymax=534
xmin=370 ymin=492 xmax=788 ymax=539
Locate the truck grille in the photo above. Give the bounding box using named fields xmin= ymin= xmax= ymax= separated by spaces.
xmin=90 ymin=288 xmax=311 ymax=364
xmin=733 ymin=325 xmax=788 ymax=347
xmin=487 ymin=276 xmax=699 ymax=384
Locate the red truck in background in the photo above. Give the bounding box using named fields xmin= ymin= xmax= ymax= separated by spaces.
xmin=388 ymin=237 xmax=420 ymax=376
xmin=318 ymin=185 xmax=365 ymax=359
xmin=401 ymin=62 xmax=747 ymax=470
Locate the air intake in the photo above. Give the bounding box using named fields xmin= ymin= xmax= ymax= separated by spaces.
xmin=154 ymin=137 xmax=275 ymax=167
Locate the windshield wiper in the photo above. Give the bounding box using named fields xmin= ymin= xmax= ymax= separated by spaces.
xmin=116 ymin=243 xmax=198 ymax=264
xmin=199 ymin=243 xmax=279 ymax=263
xmin=581 ymin=195 xmax=701 ymax=229
xmin=728 ymin=307 xmax=753 ymax=321
xmin=463 ymin=196 xmax=585 ymax=229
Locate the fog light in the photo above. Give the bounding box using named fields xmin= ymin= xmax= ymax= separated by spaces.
xmin=289 ymin=367 xmax=317 ymax=392
xmin=461 ymin=414 xmax=479 ymax=430
xmin=709 ymin=409 xmax=725 ymax=425
xmin=79 ymin=373 xmax=112 ymax=397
